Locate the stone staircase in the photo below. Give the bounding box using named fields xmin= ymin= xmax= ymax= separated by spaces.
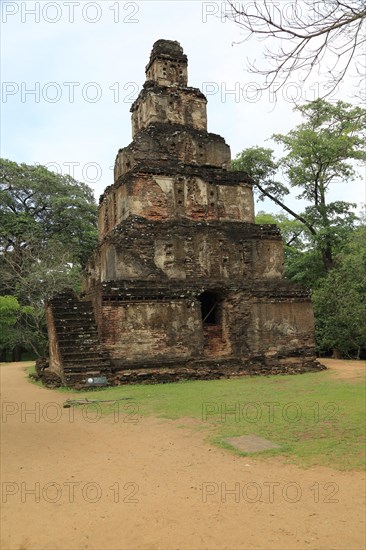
xmin=48 ymin=292 xmax=111 ymax=386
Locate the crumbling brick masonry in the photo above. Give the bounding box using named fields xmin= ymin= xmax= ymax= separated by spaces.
xmin=44 ymin=40 xmax=323 ymax=387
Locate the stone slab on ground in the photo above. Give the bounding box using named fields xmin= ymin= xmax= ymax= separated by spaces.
xmin=225 ymin=434 xmax=281 ymax=453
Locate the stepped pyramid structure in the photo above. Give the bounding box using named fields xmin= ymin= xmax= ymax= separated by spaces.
xmin=44 ymin=40 xmax=322 ymax=387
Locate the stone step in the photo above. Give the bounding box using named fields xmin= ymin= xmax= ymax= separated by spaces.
xmin=63 ymin=367 xmax=110 ymax=373
xmin=58 ymin=338 xmax=99 ymax=346
xmin=61 ymin=354 xmax=109 ymax=363
xmin=53 ymin=315 xmax=95 ymax=322
xmin=53 ymin=308 xmax=94 ymax=314
xmin=62 ymin=356 xmax=110 ymax=364
xmin=54 ymin=324 xmax=95 ymax=331
xmin=56 ymin=330 xmax=98 ymax=337
xmin=52 ymin=312 xmax=94 ymax=318
xmin=54 ymin=314 xmax=95 ymax=320
xmin=49 ymin=293 xmax=111 ymax=378
xmin=61 ymin=351 xmax=107 ymax=359
xmin=63 ymin=363 xmax=111 ymax=371
xmin=59 ymin=329 xmax=97 ymax=333
xmin=61 ymin=350 xmax=107 ymax=361
xmin=54 ymin=317 xmax=95 ymax=324
xmin=50 ymin=297 xmax=91 ymax=304
xmin=63 ymin=367 xmax=110 ymax=374
xmin=57 ymin=334 xmax=99 ymax=341
xmin=51 ymin=301 xmax=92 ymax=307
xmin=57 ymin=335 xmax=99 ymax=341
xmin=51 ymin=307 xmax=94 ymax=315
xmin=54 ymin=323 xmax=95 ymax=329
xmin=58 ymin=339 xmax=101 ymax=347
xmin=60 ymin=343 xmax=104 ymax=355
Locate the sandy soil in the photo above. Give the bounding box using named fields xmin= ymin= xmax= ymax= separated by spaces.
xmin=0 ymin=360 xmax=365 ymax=550
xmin=319 ymin=358 xmax=366 ymax=382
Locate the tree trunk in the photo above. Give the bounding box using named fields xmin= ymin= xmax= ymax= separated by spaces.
xmin=319 ymin=185 xmax=334 ymax=272
xmin=322 ymin=244 xmax=334 ymax=272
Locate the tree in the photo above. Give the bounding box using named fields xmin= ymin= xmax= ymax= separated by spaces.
xmin=312 ymin=225 xmax=366 ymax=358
xmin=0 ymin=158 xmax=98 ymax=295
xmin=0 ymin=239 xmax=82 ymax=305
xmin=0 ymin=296 xmax=20 ymax=360
xmin=232 ymin=99 xmax=366 ymax=272
xmin=0 ymin=159 xmax=98 ymax=358
xmin=226 ymin=0 xmax=366 ymax=98
xmin=254 ymin=210 xmax=365 ymax=357
xmin=0 ymin=295 xmax=49 ymax=360
xmin=0 ymin=159 xmax=98 ymax=268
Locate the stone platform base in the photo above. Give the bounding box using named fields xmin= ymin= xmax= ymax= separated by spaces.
xmin=37 ymin=356 xmax=326 ymax=389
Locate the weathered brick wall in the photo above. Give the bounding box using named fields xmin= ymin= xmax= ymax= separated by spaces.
xmin=83 ymin=281 xmax=317 ymax=375
xmin=200 ymin=290 xmax=315 ymax=363
xmin=251 ymin=239 xmax=284 ymax=279
xmin=131 ymin=86 xmax=207 ymax=137
xmin=98 ymin=173 xmax=254 ymax=241
xmin=215 ymin=286 xmax=317 ymax=365
xmin=99 ymin=300 xmax=202 ymax=365
xmin=114 ymin=124 xmax=231 ymax=180
xmin=94 ymin=218 xmax=283 ymax=284
xmin=248 ymin=299 xmax=316 ymax=357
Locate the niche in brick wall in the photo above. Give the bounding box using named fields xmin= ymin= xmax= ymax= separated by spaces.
xmin=199 ymin=291 xmax=222 ymax=325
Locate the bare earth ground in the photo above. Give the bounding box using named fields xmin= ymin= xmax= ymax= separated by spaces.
xmin=0 ymin=360 xmax=365 ymax=550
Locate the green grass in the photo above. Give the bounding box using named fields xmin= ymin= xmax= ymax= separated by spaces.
xmin=34 ymin=368 xmax=365 ymax=471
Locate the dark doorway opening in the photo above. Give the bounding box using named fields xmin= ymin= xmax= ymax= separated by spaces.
xmin=199 ymin=291 xmax=220 ymax=325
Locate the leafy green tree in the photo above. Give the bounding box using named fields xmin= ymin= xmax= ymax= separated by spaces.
xmin=255 ymin=210 xmax=365 ymax=357
xmin=0 ymin=159 xmax=98 ymax=358
xmin=312 ymin=226 xmax=366 ymax=358
xmin=255 ymin=211 xmax=309 ymax=249
xmin=235 ymin=100 xmax=365 ymax=358
xmin=233 ymin=100 xmax=366 ymax=272
xmin=0 ymin=296 xmax=20 ymax=359
xmin=273 ymin=100 xmax=365 ymax=270
xmin=0 ymin=239 xmax=82 ymax=306
xmin=0 ymin=158 xmax=98 ymax=268
xmin=0 ymin=295 xmax=45 ymax=360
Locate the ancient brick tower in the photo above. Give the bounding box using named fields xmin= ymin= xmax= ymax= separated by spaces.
xmin=45 ymin=40 xmax=321 ymax=387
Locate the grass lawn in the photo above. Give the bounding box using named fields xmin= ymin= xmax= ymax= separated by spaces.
xmin=26 ymin=365 xmax=365 ymax=471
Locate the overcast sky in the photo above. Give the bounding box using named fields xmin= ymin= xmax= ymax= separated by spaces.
xmin=1 ymin=0 xmax=365 ymax=214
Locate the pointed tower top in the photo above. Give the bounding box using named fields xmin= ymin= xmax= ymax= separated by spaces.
xmin=145 ymin=39 xmax=188 ymax=87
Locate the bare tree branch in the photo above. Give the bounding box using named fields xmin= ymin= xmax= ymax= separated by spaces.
xmin=254 ymin=181 xmax=317 ymax=236
xmin=225 ymin=0 xmax=366 ymax=99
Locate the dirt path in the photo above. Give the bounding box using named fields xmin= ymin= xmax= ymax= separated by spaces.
xmin=1 ymin=362 xmax=365 ymax=550
xmin=319 ymin=358 xmax=366 ymax=382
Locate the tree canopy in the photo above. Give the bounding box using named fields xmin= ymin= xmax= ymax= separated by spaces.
xmin=0 ymin=159 xmax=98 ymax=358
xmin=235 ymin=99 xmax=365 ymax=358
xmin=233 ymin=99 xmax=366 ymax=272
xmin=312 ymin=225 xmax=366 ymax=358
xmin=255 ymin=211 xmax=366 ymax=358
xmin=0 ymin=158 xmax=97 ymax=267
